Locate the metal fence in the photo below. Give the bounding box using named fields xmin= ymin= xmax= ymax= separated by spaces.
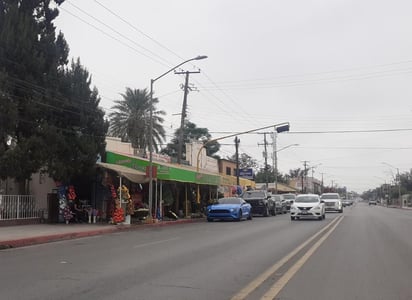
xmin=0 ymin=195 xmax=39 ymax=220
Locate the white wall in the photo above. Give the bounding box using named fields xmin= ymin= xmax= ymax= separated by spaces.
xmin=186 ymin=141 xmax=218 ymax=173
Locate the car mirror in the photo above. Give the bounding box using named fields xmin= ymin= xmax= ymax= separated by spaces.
xmin=320 ymin=200 xmax=325 ymax=203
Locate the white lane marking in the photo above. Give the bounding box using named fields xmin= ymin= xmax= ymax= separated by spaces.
xmin=230 ymin=216 xmax=343 ymax=300
xmin=261 ymin=216 xmax=344 ymax=299
xmin=132 ymin=237 xmax=180 ymax=249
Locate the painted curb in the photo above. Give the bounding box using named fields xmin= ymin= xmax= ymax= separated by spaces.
xmin=0 ymin=218 xmax=205 ymax=249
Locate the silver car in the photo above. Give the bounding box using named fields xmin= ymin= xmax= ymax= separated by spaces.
xmin=320 ymin=193 xmax=343 ymax=213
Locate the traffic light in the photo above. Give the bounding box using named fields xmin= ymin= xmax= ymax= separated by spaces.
xmin=276 ymin=124 xmax=290 ymax=133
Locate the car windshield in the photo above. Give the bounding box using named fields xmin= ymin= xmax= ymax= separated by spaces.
xmin=218 ymin=197 xmax=242 ymax=205
xmin=321 ymin=194 xmax=339 ymax=199
xmin=283 ymin=194 xmax=295 ymax=199
xmin=243 ymin=191 xmax=265 ymax=198
xmin=272 ymin=195 xmax=281 ymax=201
xmin=295 ymin=196 xmax=319 ymax=203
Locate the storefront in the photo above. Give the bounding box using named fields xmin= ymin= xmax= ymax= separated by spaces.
xmin=104 ymin=151 xmax=221 ymax=219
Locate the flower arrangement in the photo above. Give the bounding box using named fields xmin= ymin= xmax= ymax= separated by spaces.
xmin=112 ymin=207 xmax=125 ymax=223
xmin=63 ymin=205 xmax=73 ymax=223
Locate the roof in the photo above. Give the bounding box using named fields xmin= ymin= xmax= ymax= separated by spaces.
xmin=255 ymin=182 xmax=298 ymax=193
xmin=96 ymin=162 xmax=149 ymax=184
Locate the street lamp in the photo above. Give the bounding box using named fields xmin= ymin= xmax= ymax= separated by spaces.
xmin=195 ymin=122 xmax=290 ymax=203
xmin=382 ymin=162 xmax=401 ymax=208
xmin=274 ymin=143 xmax=299 ymax=194
xmin=148 ymin=55 xmax=207 ymax=218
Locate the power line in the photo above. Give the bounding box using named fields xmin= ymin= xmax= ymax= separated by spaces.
xmin=65 ymin=1 xmax=174 ymax=67
xmin=76 ymin=2 xmax=263 ymax=130
xmin=290 ymin=128 xmax=412 ymax=134
xmin=59 ymin=6 xmax=170 ymax=68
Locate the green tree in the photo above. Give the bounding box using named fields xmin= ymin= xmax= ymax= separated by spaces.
xmin=108 ymin=88 xmax=166 ymax=153
xmin=255 ymin=165 xmax=288 ymax=184
xmin=45 ymin=58 xmax=108 ymax=181
xmin=227 ymin=153 xmax=258 ymax=170
xmin=161 ymin=121 xmax=220 ymax=160
xmin=0 ymin=0 xmax=108 ymax=186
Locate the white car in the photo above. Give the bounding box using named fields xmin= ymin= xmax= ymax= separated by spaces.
xmin=290 ymin=194 xmax=325 ymax=220
xmin=320 ymin=193 xmax=343 ymax=213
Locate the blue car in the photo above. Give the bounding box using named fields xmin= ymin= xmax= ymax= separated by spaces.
xmin=206 ymin=197 xmax=253 ymax=222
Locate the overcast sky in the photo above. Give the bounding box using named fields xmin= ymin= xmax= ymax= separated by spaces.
xmin=54 ymin=0 xmax=412 ymax=193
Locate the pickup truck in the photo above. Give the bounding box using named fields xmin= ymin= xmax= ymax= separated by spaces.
xmin=241 ymin=190 xmax=275 ymax=217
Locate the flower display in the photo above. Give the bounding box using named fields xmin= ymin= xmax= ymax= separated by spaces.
xmin=63 ymin=206 xmax=73 ymax=222
xmin=112 ymin=207 xmax=125 ymax=223
xmin=118 ymin=185 xmax=134 ymax=216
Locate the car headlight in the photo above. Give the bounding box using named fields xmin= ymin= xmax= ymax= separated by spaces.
xmin=312 ymin=205 xmax=322 ymax=211
xmin=230 ymin=208 xmax=236 ymax=212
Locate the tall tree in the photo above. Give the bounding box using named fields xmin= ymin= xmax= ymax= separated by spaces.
xmin=108 ymin=88 xmax=166 ymax=153
xmin=45 ymin=58 xmax=108 ymax=181
xmin=227 ymin=153 xmax=258 ymax=170
xmin=0 ymin=0 xmax=108 ymax=186
xmin=161 ymin=121 xmax=220 ymax=160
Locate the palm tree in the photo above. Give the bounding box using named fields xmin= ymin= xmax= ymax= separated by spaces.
xmin=108 ymin=88 xmax=166 ymax=153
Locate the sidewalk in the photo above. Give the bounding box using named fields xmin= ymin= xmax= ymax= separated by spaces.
xmin=0 ymin=218 xmax=203 ymax=249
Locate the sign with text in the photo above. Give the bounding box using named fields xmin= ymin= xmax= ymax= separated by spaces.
xmin=237 ymin=168 xmax=254 ymax=180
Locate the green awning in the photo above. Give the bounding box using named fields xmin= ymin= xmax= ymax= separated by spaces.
xmin=105 ymin=151 xmax=220 ymax=186
xmin=96 ymin=162 xmax=149 ymax=184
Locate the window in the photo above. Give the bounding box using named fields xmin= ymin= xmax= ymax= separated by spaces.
xmin=226 ymin=167 xmax=231 ymax=175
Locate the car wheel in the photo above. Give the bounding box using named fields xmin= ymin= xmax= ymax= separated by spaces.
xmin=264 ymin=206 xmax=269 ymax=217
xmin=291 ymin=216 xmax=295 ymax=221
xmin=339 ymin=209 xmax=343 ymax=213
xmin=207 ymin=218 xmax=213 ymax=222
xmin=236 ymin=210 xmax=242 ymax=221
xmin=273 ymin=207 xmax=277 ymax=216
xmin=247 ymin=212 xmax=252 ymax=220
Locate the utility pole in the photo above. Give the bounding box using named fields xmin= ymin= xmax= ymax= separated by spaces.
xmin=258 ymin=133 xmax=270 ymax=190
xmin=320 ymin=172 xmax=324 ymax=194
xmin=302 ymin=161 xmax=309 ymax=193
xmin=264 ymin=133 xmax=269 ymax=190
xmin=175 ymin=70 xmax=200 ymax=164
xmin=272 ymin=132 xmax=278 ymax=194
xmin=235 ymin=136 xmax=240 ymax=186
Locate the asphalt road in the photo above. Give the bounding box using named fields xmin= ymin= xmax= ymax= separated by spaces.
xmin=1 ymin=202 xmax=411 ymax=300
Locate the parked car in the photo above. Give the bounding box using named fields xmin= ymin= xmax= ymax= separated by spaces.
xmin=206 ymin=197 xmax=252 ymax=222
xmin=242 ymin=190 xmax=275 ymax=217
xmin=282 ymin=193 xmax=296 ymax=212
xmin=320 ymin=193 xmax=343 ymax=213
xmin=342 ymin=199 xmax=353 ymax=207
xmin=290 ymin=194 xmax=325 ymax=220
xmin=271 ymin=194 xmax=288 ymax=214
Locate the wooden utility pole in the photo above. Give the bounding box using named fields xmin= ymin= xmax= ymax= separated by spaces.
xmin=235 ymin=136 xmax=240 ymax=185
xmin=175 ymin=70 xmax=200 ymax=164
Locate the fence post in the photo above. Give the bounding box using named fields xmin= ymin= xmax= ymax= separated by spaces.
xmin=16 ymin=195 xmax=20 ymax=219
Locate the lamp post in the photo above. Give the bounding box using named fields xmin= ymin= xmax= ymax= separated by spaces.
xmin=195 ymin=122 xmax=290 ymax=203
xmin=148 ymin=55 xmax=207 ymax=218
xmin=274 ymin=143 xmax=299 ymax=194
xmin=382 ymin=162 xmax=401 ymax=208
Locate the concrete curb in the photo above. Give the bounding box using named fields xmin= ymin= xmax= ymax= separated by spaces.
xmin=0 ymin=218 xmax=204 ymax=249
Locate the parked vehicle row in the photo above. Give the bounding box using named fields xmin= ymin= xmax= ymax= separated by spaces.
xmin=206 ymin=191 xmax=351 ymax=222
xmin=206 ymin=191 xmax=293 ymax=222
